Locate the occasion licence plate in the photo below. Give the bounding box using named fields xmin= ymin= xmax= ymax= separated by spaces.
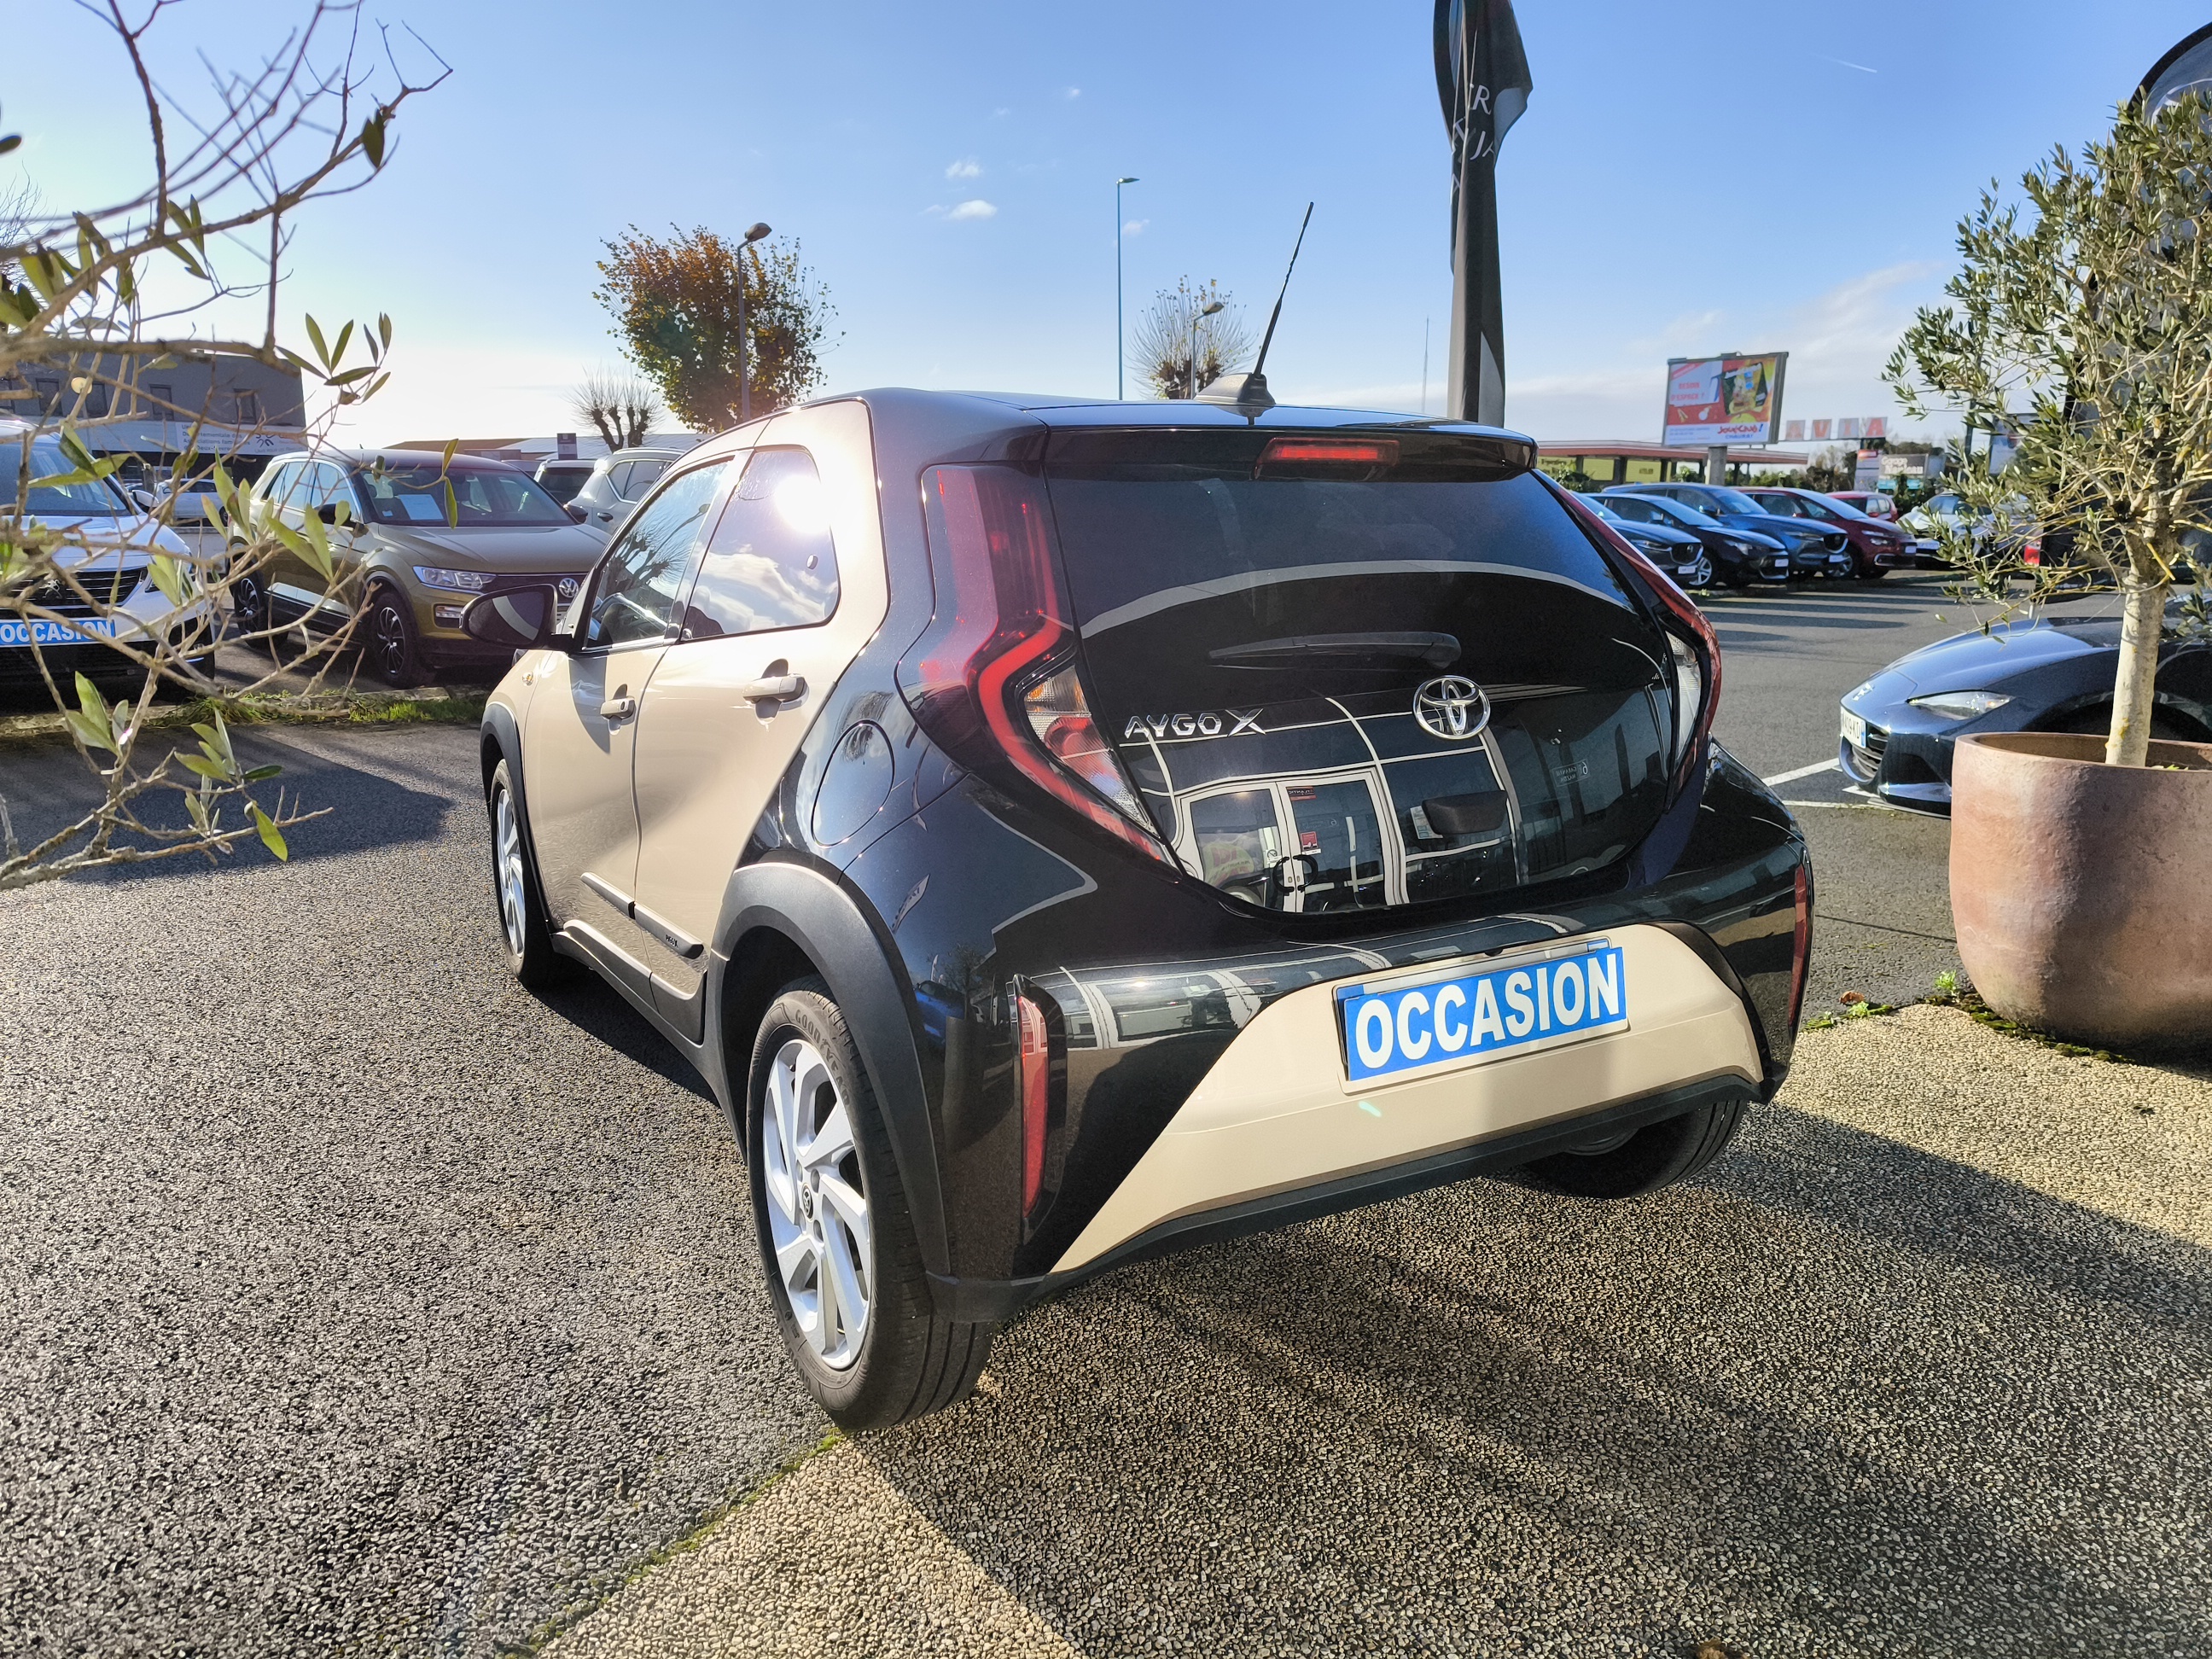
xmin=1336 ymin=941 xmax=1628 ymax=1084
xmin=1841 ymin=709 xmax=1868 ymax=748
xmin=0 ymin=617 xmax=120 ymax=647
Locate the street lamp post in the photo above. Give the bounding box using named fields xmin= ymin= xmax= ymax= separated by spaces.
xmin=1115 ymin=177 xmax=1138 ymax=399
xmin=736 ymin=220 xmax=772 ymax=422
xmin=1189 ymin=299 xmax=1224 ymax=400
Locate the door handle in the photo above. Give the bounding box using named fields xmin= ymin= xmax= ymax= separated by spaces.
xmin=599 ymin=696 xmax=636 ymax=721
xmin=737 ymin=673 xmax=806 ymax=705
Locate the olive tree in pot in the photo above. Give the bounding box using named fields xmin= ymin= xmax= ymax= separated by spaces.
xmin=1886 ymin=91 xmax=2212 ymax=1049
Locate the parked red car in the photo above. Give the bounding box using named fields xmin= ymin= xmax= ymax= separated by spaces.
xmin=1826 ymin=489 xmax=1896 ymax=521
xmin=1740 ymin=486 xmax=1918 ymax=579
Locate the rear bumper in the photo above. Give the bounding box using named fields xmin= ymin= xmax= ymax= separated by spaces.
xmin=928 ymin=1074 xmax=1754 ymax=1321
xmin=1047 ymin=923 xmax=1759 ymax=1275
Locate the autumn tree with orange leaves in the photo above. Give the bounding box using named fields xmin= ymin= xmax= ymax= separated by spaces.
xmin=593 ymin=226 xmax=835 ymax=431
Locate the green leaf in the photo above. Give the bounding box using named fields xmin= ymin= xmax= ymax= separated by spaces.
xmin=65 ymin=709 xmax=114 ymax=754
xmin=179 ymin=754 xmax=230 ymax=782
xmin=241 ymin=764 xmax=283 ymax=783
xmin=331 ymin=320 xmax=355 ymax=364
xmin=73 ymin=672 xmax=109 ymax=728
xmin=251 ymin=804 xmax=289 ymax=860
xmin=148 ymin=553 xmax=186 ymax=607
xmin=305 ymin=313 xmax=331 ymax=370
xmin=0 ymin=136 xmax=20 ymax=157
xmin=360 ymin=111 xmax=388 ymax=169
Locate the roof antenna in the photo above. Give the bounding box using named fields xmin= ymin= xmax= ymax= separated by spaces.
xmin=1199 ymin=201 xmax=1313 ymax=411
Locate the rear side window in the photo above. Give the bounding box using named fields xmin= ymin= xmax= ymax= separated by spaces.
xmin=1043 ymin=436 xmax=1627 ymax=632
xmin=678 ymin=447 xmax=840 ymax=639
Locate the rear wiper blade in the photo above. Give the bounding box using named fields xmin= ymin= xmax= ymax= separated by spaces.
xmin=1209 ymin=631 xmax=1460 ymax=670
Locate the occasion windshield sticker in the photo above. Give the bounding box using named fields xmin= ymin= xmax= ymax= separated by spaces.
xmin=0 ymin=617 xmax=122 ymax=647
xmin=1336 ymin=944 xmax=1627 ymax=1083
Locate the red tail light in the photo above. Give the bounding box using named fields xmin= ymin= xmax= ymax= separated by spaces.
xmin=1016 ymin=992 xmax=1050 ymax=1215
xmin=1787 ymin=862 xmax=1813 ymax=1032
xmin=2023 ymin=537 xmax=2042 ymax=567
xmin=901 ymin=466 xmax=1171 ymax=864
xmin=1548 ymin=480 xmax=1722 ymax=798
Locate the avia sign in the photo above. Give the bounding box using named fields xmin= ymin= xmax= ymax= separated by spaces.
xmin=1662 ymin=352 xmax=1788 ymax=447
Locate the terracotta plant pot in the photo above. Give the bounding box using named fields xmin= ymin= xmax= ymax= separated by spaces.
xmin=1950 ymin=731 xmax=2212 ymax=1049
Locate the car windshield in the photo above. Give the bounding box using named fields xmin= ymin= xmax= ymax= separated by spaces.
xmin=1586 ymin=498 xmax=1623 ymax=520
xmin=1696 ymin=486 xmax=1765 ymax=515
xmin=0 ymin=439 xmax=131 ymax=516
xmin=358 ymin=463 xmax=569 ymax=526
xmin=1642 ymin=496 xmax=1720 ymax=529
xmin=1926 ymin=494 xmax=1961 ymax=513
xmin=1812 ymin=494 xmax=1874 ymax=521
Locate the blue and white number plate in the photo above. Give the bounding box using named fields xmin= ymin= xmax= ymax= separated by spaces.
xmin=1336 ymin=940 xmax=1629 ymax=1084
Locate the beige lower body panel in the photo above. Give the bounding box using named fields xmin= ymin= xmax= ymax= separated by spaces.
xmin=1051 ymin=923 xmax=1760 ymax=1273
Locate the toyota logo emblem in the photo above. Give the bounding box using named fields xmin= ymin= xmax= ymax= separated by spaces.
xmin=1412 ymin=675 xmax=1490 ymax=742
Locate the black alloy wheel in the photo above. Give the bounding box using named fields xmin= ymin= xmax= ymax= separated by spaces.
xmin=364 ymin=582 xmax=424 ymax=688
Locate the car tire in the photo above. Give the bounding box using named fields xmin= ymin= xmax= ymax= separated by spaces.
xmin=1854 ymin=562 xmax=1890 ymax=582
xmin=1515 ymin=1092 xmax=1747 ymax=1201
xmin=363 ymin=580 xmax=424 ymax=689
xmin=487 ymin=759 xmax=573 ymax=988
xmin=747 ymin=978 xmax=994 ymax=1430
xmin=228 ymin=554 xmax=271 ymax=647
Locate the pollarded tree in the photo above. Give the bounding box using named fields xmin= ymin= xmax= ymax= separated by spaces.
xmin=571 ymin=370 xmax=660 ymax=451
xmin=1887 ymin=90 xmax=2212 ymax=765
xmin=593 ymin=227 xmax=835 ymax=430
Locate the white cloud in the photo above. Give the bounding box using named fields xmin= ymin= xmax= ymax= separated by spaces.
xmin=946 ymin=199 xmax=998 ymax=222
xmin=1123 ymin=218 xmax=1148 ymax=236
xmin=1063 ymin=86 xmax=1081 ymax=100
xmin=992 ymin=106 xmax=1011 ymax=117
xmin=945 ymin=157 xmax=981 ymax=179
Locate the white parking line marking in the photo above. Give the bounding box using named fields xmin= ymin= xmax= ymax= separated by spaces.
xmin=1762 ymin=758 xmax=1842 ymax=786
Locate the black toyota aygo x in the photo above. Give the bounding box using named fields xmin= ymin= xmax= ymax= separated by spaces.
xmin=463 ymin=389 xmax=1812 ymax=1429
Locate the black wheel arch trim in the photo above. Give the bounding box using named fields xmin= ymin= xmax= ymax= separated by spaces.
xmin=707 ymin=853 xmax=951 ymax=1282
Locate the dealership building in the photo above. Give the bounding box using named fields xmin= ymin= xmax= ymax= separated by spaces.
xmin=1534 ymin=440 xmax=1810 ymax=487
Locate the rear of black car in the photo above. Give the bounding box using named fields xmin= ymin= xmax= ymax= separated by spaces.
xmin=838 ymin=402 xmax=1809 ymax=1305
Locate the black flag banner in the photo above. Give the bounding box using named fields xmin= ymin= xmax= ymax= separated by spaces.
xmin=1435 ymin=0 xmax=1532 ymax=425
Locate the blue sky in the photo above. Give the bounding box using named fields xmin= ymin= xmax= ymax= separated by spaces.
xmin=6 ymin=1 xmax=2209 ymax=445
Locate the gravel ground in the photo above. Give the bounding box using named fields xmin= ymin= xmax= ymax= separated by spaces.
xmin=0 ymin=725 xmax=827 ymax=1656
xmin=557 ymin=1008 xmax=2212 ymax=1659
xmin=544 ymin=1438 xmax=1075 ymax=1659
xmin=4 ymin=725 xmax=2207 ymax=1656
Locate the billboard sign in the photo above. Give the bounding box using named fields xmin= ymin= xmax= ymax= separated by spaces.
xmin=1662 ymin=352 xmax=1788 ymax=446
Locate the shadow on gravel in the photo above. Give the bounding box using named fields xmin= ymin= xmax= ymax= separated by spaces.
xmin=0 ymin=727 xmax=452 ymax=883
xmin=859 ymin=1105 xmax=2211 ymax=1656
xmin=532 ymin=971 xmax=718 ymax=1106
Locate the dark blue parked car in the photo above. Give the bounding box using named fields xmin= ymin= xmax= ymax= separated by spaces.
xmin=1839 ymin=594 xmax=2212 ymax=808
xmin=1610 ymin=483 xmax=1855 ymax=581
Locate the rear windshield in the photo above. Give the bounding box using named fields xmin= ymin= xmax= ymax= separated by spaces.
xmin=358 ymin=463 xmax=568 ymax=527
xmin=1043 ymin=434 xmax=1627 ymax=631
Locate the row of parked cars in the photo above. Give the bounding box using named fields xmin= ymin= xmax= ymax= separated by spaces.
xmin=1577 ymin=481 xmax=1931 ymax=592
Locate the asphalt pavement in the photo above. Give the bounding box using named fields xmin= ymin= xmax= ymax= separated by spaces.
xmin=9 ymin=574 xmax=2199 ymax=1655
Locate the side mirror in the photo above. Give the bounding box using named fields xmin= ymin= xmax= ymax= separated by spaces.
xmin=462 ymin=584 xmax=560 ymax=650
xmin=566 ymin=501 xmax=589 ymax=522
xmin=131 ymin=486 xmax=158 ymax=510
xmin=314 ymin=501 xmax=343 ymax=525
